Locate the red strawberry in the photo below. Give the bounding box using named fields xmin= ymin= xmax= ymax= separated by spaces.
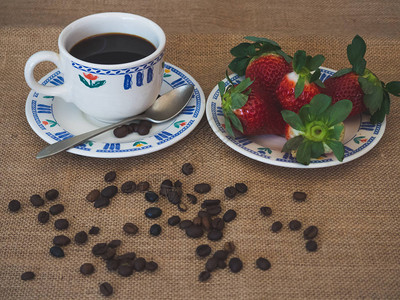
xmin=219 ymin=78 xmax=285 ymax=137
xmin=321 ymin=35 xmax=400 ymax=123
xmin=276 ymin=50 xmax=325 ymax=113
xmin=229 ymin=36 xmax=292 ymax=102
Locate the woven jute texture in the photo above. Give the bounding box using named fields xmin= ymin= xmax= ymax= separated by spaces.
xmin=1 ymin=26 xmax=400 ymax=299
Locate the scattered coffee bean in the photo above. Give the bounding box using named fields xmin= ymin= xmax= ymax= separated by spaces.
xmin=53 ymin=235 xmax=71 ymax=246
xmin=177 ymin=202 xmax=188 ymax=212
xmin=201 ymin=200 xmax=220 ymax=208
xmin=187 ymin=194 xmax=197 ymax=204
xmin=80 ymin=263 xmax=95 ymax=275
xmin=217 ymin=260 xmax=227 ymax=269
xmin=256 ymin=257 xmax=271 ymax=270
xmin=196 ymin=244 xmax=212 ymax=257
xmin=37 ymin=211 xmax=50 ymax=224
xmin=174 ymin=180 xmax=183 ymax=195
xmin=134 ymin=257 xmax=146 ymax=271
xmin=137 ymin=181 xmax=150 ymax=192
xmin=205 ymin=257 xmax=219 ymax=272
xmin=104 ymin=171 xmax=116 ymax=182
xmin=108 ymin=240 xmax=122 ymax=248
xmin=186 ymin=225 xmax=204 ymax=238
xmin=167 ymin=190 xmax=181 ymax=205
xmin=137 ymin=120 xmax=152 ymax=135
xmin=145 ymin=191 xmax=159 ymax=203
xmin=74 ymin=231 xmax=88 ymax=244
xmin=229 ymin=257 xmax=243 ymax=273
xmin=206 ymin=205 xmax=221 ymax=216
xmin=50 ymin=246 xmax=64 ymax=258
xmin=106 ymin=259 xmax=120 ymax=271
xmin=293 ymin=191 xmax=307 ymax=202
xmin=49 ymin=204 xmax=64 ymax=216
xmin=86 ymin=189 xmax=100 ymax=202
xmin=8 ymin=200 xmax=21 ymax=212
xmin=144 ymin=207 xmax=162 ymax=219
xmin=213 ymin=250 xmax=229 ymax=261
xmin=30 ymin=194 xmax=44 ymax=207
xmin=92 ymin=243 xmax=108 ymax=256
xmin=224 ymin=241 xmax=236 ymax=254
xmin=303 ymin=226 xmax=318 ymax=240
xmin=101 ymin=248 xmax=116 ymax=261
xmin=123 ymin=223 xmax=139 ymax=235
xmin=45 ymin=189 xmax=59 ymax=201
xmin=99 ymin=282 xmax=113 ymax=297
xmin=199 ymin=271 xmax=211 ymax=282
xmin=121 ymin=181 xmax=136 ymax=194
xmin=21 ymin=271 xmax=35 ymax=281
xmin=181 ymin=163 xmax=193 ymax=175
xmin=198 ymin=211 xmax=209 ymax=218
xmin=167 ymin=215 xmax=181 ymax=226
xmin=145 ymin=261 xmax=158 ymax=272
xmin=194 ymin=183 xmax=211 ymax=194
xmin=113 ymin=125 xmax=129 ymax=138
xmin=260 ymin=206 xmax=272 ymax=217
xmin=288 ymin=220 xmax=302 ymax=231
xmin=101 ymin=185 xmax=118 ymax=198
xmin=179 ymin=220 xmax=193 ymax=229
xmin=211 ymin=218 xmax=225 ymax=231
xmin=271 ymin=221 xmax=283 ymax=233
xmin=193 ymin=216 xmax=202 ymax=226
xmin=117 ymin=252 xmax=136 ymax=261
xmin=208 ymin=230 xmax=223 ymax=241
xmin=224 ymin=186 xmax=237 ymax=199
xmin=118 ymin=264 xmax=133 ymax=277
xmin=94 ymin=196 xmax=110 ymax=208
xmin=160 ymin=180 xmax=173 ymax=196
xmin=305 ymin=240 xmax=318 ymax=252
xmin=201 ymin=216 xmax=211 ymax=231
xmin=89 ymin=226 xmax=100 ymax=235
xmin=223 ymin=209 xmax=237 ymax=222
xmin=234 ymin=183 xmax=247 ymax=194
xmin=150 ymin=224 xmax=162 ymax=236
xmin=54 ymin=219 xmax=69 ymax=230
xmin=128 ymin=122 xmax=139 ymax=133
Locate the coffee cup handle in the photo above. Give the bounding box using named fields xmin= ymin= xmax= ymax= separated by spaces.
xmin=24 ymin=51 xmax=69 ymax=97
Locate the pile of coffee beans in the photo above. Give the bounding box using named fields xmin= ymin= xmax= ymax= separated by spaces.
xmin=113 ymin=120 xmax=153 ymax=138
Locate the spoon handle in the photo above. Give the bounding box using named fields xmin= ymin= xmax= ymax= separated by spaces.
xmin=36 ymin=115 xmax=146 ymax=159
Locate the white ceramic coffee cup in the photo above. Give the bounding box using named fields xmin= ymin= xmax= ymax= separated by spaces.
xmin=24 ymin=12 xmax=166 ymax=123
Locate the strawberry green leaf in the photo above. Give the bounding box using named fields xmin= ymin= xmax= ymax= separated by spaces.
xmin=228 ymin=57 xmax=251 ymax=76
xmin=281 ymin=110 xmax=305 ymax=131
xmin=308 ymin=55 xmax=325 ymax=71
xmin=382 ymin=90 xmax=391 ymax=114
xmin=370 ymin=106 xmax=386 ymax=124
xmin=244 ymin=36 xmax=280 ymax=47
xmin=230 ymin=43 xmax=252 ymax=57
xmin=332 ymin=68 xmax=352 ymax=78
xmin=386 ymin=81 xmax=400 ymax=96
xmin=353 ymin=58 xmax=367 ymax=76
xmin=218 ymin=81 xmax=226 ymax=97
xmin=294 ymin=76 xmax=306 ymax=99
xmin=293 ymin=50 xmax=306 ymax=74
xmin=276 ymin=49 xmax=292 ymax=63
xmin=296 ymin=140 xmax=312 ymax=165
xmin=309 ymin=94 xmax=331 ymax=117
xmin=246 ymin=44 xmax=258 ymax=56
xmin=326 ymin=99 xmax=353 ymax=127
xmin=310 ymin=142 xmax=325 ymax=158
xmin=231 ymin=93 xmax=248 ymax=110
xmin=327 ymin=124 xmax=344 ymax=140
xmin=310 ymin=69 xmax=321 ymax=84
xmin=347 ymin=35 xmax=367 ymax=74
xmin=314 ymin=79 xmax=325 ymax=89
xmin=358 ymin=77 xmax=375 ymax=94
xmin=325 ymin=140 xmax=345 ymax=162
xmin=298 ymin=104 xmax=313 ymax=124
xmin=227 ymin=110 xmax=243 ymax=133
xmin=282 ymin=135 xmax=303 ymax=153
xmin=224 ymin=116 xmax=235 ymax=137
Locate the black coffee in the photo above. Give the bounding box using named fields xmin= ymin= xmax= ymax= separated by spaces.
xmin=69 ymin=33 xmax=156 ymax=64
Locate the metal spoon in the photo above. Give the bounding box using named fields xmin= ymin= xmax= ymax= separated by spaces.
xmin=36 ymin=84 xmax=195 ymax=159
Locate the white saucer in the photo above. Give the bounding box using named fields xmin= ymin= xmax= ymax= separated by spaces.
xmin=206 ymin=67 xmax=386 ymax=168
xmin=26 ymin=63 xmax=205 ymax=158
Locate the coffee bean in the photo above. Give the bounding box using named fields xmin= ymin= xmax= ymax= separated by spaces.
xmin=144 ymin=207 xmax=162 ymax=219
xmin=205 ymin=257 xmax=219 ymax=272
xmin=89 ymin=226 xmax=100 ymax=235
xmin=99 ymin=282 xmax=113 ymax=297
xmin=293 ymin=191 xmax=307 ymax=202
xmin=94 ymin=196 xmax=110 ymax=208
xmin=80 ymin=263 xmax=95 ymax=275
xmin=118 ymin=265 xmax=133 ymax=277
xmin=113 ymin=125 xmax=129 ymax=138
xmin=174 ymin=180 xmax=183 ymax=192
xmin=193 ymin=216 xmax=202 ymax=226
xmin=288 ymin=220 xmax=302 ymax=231
xmin=128 ymin=122 xmax=139 ymax=133
xmin=178 ymin=202 xmax=188 ymax=212
xmin=224 ymin=186 xmax=237 ymax=199
xmin=260 ymin=206 xmax=272 ymax=217
xmin=53 ymin=235 xmax=71 ymax=246
xmin=21 ymin=271 xmax=35 ymax=281
xmin=108 ymin=240 xmax=122 ymax=248
xmin=206 ymin=205 xmax=221 ymax=216
xmin=303 ymin=226 xmax=318 ymax=240
xmin=160 ymin=180 xmax=173 ymax=196
xmin=92 ymin=243 xmax=108 ymax=256
xmin=8 ymin=200 xmax=21 ymax=212
xmin=167 ymin=190 xmax=181 ymax=205
xmin=305 ymin=240 xmax=318 ymax=252
xmin=117 ymin=252 xmax=136 ymax=261
xmin=145 ymin=261 xmax=158 ymax=272
xmin=198 ymin=211 xmax=209 ymax=218
xmin=54 ymin=219 xmax=69 ymax=230
xmin=213 ymin=250 xmax=229 ymax=261
xmin=137 ymin=181 xmax=150 ymax=192
xmin=201 ymin=200 xmax=220 ymax=208
xmin=150 ymin=224 xmax=162 ymax=236
xmin=208 ymin=230 xmax=223 ymax=241
xmin=38 ymin=211 xmax=50 ymax=224
xmin=211 ymin=218 xmax=225 ymax=231
xmin=187 ymin=194 xmax=197 ymax=204
xmin=235 ymin=183 xmax=247 ymax=193
xmin=86 ymin=189 xmax=100 ymax=202
xmin=223 ymin=209 xmax=237 ymax=222
xmin=196 ymin=244 xmax=212 ymax=257
xmin=123 ymin=223 xmax=139 ymax=235
xmin=201 ymin=216 xmax=211 ymax=231
xmin=194 ymin=183 xmax=211 ymax=194
xmin=198 ymin=271 xmax=211 ymax=282
xmin=45 ymin=189 xmax=59 ymax=201
xmin=30 ymin=194 xmax=44 ymax=207
xmin=137 ymin=120 xmax=152 ymax=135
xmin=104 ymin=171 xmax=116 ymax=182
xmin=101 ymin=247 xmax=116 ymax=261
xmin=50 ymin=246 xmax=64 ymax=258
xmin=185 ymin=225 xmax=204 ymax=238
xmin=134 ymin=257 xmax=146 ymax=272
xmin=49 ymin=204 xmax=64 ymax=216
xmin=229 ymin=257 xmax=243 ymax=273
xmin=106 ymin=259 xmax=120 ymax=271
xmin=145 ymin=191 xmax=159 ymax=203
xmin=101 ymin=185 xmax=118 ymax=198
xmin=224 ymin=241 xmax=236 ymax=254
xmin=181 ymin=163 xmax=193 ymax=175
xmin=256 ymin=257 xmax=271 ymax=270
xmin=74 ymin=231 xmax=88 ymax=244
xmin=167 ymin=215 xmax=181 ymax=226
xmin=271 ymin=221 xmax=282 ymax=233
xmin=179 ymin=220 xmax=193 ymax=229
xmin=121 ymin=181 xmax=136 ymax=194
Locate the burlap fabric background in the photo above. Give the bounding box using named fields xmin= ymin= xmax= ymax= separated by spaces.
xmin=1 ymin=1 xmax=400 ymax=299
